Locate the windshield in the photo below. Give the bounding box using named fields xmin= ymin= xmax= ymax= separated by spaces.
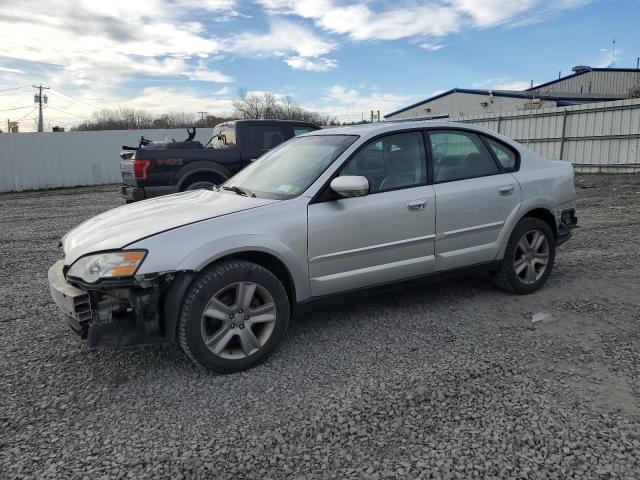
xmin=223 ymin=135 xmax=358 ymax=199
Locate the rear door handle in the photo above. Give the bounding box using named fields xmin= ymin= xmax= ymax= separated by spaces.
xmin=498 ymin=184 xmax=515 ymax=196
xmin=407 ymin=199 xmax=427 ymax=211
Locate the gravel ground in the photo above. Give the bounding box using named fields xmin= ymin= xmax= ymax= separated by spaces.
xmin=1 ymin=175 xmax=639 ymax=479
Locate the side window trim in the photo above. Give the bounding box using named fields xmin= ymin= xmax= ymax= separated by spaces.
xmin=425 ymin=127 xmax=504 ymax=184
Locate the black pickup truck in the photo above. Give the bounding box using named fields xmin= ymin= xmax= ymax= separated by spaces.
xmin=120 ymin=119 xmax=320 ymax=202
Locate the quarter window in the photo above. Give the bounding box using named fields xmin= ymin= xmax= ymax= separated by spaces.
xmin=428 ymin=130 xmax=499 ymax=182
xmin=340 ymin=132 xmax=426 ymax=193
xmin=485 ymin=137 xmax=517 ymax=171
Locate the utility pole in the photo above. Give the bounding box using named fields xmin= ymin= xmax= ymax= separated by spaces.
xmin=33 ymin=84 xmax=50 ymax=132
xmin=197 ymin=111 xmax=208 ymax=126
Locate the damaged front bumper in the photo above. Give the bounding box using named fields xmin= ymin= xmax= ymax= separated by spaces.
xmin=48 ymin=260 xmax=193 ymax=348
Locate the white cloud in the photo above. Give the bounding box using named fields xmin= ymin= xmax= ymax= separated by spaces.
xmin=258 ymin=0 xmax=590 ymax=43
xmin=228 ymin=19 xmax=337 ymax=71
xmin=450 ymin=0 xmax=539 ymax=27
xmin=595 ymin=47 xmax=618 ymax=68
xmin=309 ymin=84 xmax=416 ymax=120
xmin=229 ymin=20 xmax=336 ymax=58
xmin=0 ymin=1 xmax=235 ymax=95
xmin=494 ymin=81 xmax=532 ymax=91
xmin=0 ymin=66 xmax=26 ymax=74
xmin=285 ymin=56 xmax=337 ymax=71
xmin=213 ymin=86 xmax=233 ymax=95
xmin=183 ymin=68 xmax=234 ymax=83
xmin=124 ymin=87 xmax=235 ymax=114
xmin=472 ymin=77 xmax=531 ymax=91
xmin=419 ymin=43 xmax=444 ymax=52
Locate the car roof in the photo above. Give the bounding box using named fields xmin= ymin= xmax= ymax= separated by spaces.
xmin=308 ymin=121 xmax=500 ymax=138
xmin=216 ymin=119 xmax=320 ymax=127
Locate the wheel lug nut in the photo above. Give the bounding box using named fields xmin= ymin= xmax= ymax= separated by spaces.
xmin=230 ymin=323 xmax=235 ymax=329
xmin=229 ymin=314 xmax=234 ymax=319
xmin=244 ymin=315 xmax=249 ymax=320
xmin=239 ymin=324 xmax=245 ymax=329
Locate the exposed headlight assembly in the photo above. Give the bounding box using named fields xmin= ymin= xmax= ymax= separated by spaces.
xmin=67 ymin=251 xmax=146 ymax=284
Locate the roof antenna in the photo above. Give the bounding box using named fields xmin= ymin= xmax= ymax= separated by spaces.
xmin=608 ymin=38 xmax=617 ymax=68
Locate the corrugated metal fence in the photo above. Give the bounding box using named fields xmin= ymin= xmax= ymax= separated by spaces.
xmin=1 ymin=99 xmax=639 ymax=192
xmin=450 ymin=98 xmax=640 ymax=173
xmin=0 ymin=128 xmax=213 ymax=193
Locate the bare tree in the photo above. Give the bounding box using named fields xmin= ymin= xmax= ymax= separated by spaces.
xmin=72 ymin=108 xmax=232 ymax=131
xmin=232 ymin=89 xmax=335 ymax=125
xmin=627 ymin=85 xmax=640 ymax=98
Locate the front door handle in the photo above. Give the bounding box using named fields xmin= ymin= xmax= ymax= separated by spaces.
xmin=498 ymin=184 xmax=515 ymax=196
xmin=407 ymin=199 xmax=427 ymax=211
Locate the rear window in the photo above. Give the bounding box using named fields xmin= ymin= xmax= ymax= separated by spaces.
xmin=212 ymin=124 xmax=236 ymax=148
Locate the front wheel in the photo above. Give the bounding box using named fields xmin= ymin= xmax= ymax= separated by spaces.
xmin=492 ymin=217 xmax=556 ymax=294
xmin=177 ymin=260 xmax=290 ymax=373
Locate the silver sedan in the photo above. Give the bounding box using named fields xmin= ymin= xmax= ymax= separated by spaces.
xmin=49 ymin=121 xmax=578 ymax=372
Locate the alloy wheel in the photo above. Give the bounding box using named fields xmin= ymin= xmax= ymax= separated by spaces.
xmin=514 ymin=229 xmax=550 ymax=285
xmin=200 ymin=282 xmax=277 ymax=359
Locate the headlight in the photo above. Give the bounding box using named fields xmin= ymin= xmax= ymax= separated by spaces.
xmin=67 ymin=251 xmax=146 ymax=283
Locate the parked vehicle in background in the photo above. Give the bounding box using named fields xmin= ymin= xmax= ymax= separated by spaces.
xmin=49 ymin=121 xmax=577 ymax=373
xmin=120 ymin=119 xmax=320 ymax=202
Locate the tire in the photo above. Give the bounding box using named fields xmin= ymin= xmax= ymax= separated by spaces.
xmin=184 ymin=180 xmax=216 ymax=191
xmin=492 ymin=217 xmax=556 ymax=294
xmin=177 ymin=260 xmax=290 ymax=373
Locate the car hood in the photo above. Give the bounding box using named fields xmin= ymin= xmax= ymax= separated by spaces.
xmin=62 ymin=190 xmax=278 ymax=266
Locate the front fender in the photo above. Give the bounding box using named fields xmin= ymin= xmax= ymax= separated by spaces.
xmin=176 ymin=234 xmax=310 ymax=301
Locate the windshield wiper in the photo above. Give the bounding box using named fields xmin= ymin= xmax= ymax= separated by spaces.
xmin=222 ymin=185 xmax=256 ymax=197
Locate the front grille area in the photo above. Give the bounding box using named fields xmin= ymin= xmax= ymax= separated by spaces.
xmin=73 ymin=293 xmax=92 ymax=322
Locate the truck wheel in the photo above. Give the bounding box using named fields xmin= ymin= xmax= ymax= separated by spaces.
xmin=177 ymin=260 xmax=290 ymax=373
xmin=492 ymin=217 xmax=556 ymax=294
xmin=184 ymin=181 xmax=216 ymax=191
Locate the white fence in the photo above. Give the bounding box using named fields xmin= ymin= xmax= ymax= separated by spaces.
xmin=450 ymin=98 xmax=640 ymax=173
xmin=0 ymin=128 xmax=214 ymax=193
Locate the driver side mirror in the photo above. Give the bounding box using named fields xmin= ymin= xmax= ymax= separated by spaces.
xmin=330 ymin=176 xmax=369 ymax=198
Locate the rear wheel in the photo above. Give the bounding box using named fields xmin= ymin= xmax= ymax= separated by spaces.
xmin=178 ymin=260 xmax=290 ymax=373
xmin=492 ymin=217 xmax=556 ymax=294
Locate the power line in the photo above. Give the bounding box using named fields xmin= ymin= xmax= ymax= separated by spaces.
xmin=0 ymin=105 xmax=33 ymax=112
xmin=14 ymin=107 xmax=37 ymax=122
xmin=0 ymin=84 xmax=31 ymax=93
xmin=49 ymin=87 xmax=103 ymax=111
xmin=45 ymin=105 xmax=89 ymax=119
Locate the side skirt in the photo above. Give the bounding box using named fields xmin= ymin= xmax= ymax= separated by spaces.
xmin=296 ymin=260 xmax=501 ymax=313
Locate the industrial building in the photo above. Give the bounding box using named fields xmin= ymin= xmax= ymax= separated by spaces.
xmin=384 ymin=67 xmax=640 ymax=121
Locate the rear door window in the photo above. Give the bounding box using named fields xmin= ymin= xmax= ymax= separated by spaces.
xmin=428 ymin=130 xmax=499 ymax=183
xmin=247 ymin=125 xmax=289 ymax=159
